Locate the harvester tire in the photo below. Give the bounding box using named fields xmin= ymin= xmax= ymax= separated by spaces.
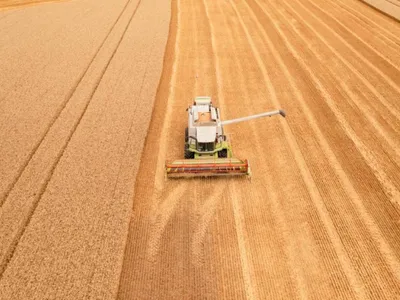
xmin=218 ymin=149 xmax=228 ymax=158
xmin=184 ymin=144 xmax=195 ymax=159
xmin=184 ymin=127 xmax=194 ymax=159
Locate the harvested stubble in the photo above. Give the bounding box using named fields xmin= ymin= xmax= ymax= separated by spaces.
xmin=118 ymin=0 xmax=400 ymax=299
xmin=361 ymin=0 xmax=400 ymax=20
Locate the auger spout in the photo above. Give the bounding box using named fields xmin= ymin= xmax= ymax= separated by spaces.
xmin=220 ymin=109 xmax=286 ymax=126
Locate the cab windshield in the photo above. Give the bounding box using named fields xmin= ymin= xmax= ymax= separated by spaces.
xmin=197 ymin=142 xmax=215 ymax=152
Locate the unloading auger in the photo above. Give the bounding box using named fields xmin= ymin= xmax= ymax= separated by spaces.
xmin=165 ymin=96 xmax=286 ymax=178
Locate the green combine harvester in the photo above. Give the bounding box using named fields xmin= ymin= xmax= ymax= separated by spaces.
xmin=165 ymin=96 xmax=285 ymax=178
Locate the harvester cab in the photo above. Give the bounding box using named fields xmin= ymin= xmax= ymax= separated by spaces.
xmin=165 ymin=96 xmax=285 ymax=178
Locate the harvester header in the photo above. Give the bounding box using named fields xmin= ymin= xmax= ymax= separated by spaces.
xmin=165 ymin=96 xmax=285 ymax=178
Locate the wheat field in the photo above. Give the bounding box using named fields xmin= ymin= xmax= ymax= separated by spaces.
xmin=0 ymin=0 xmax=399 ymax=299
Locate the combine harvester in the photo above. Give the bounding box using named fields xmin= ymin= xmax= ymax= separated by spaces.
xmin=165 ymin=96 xmax=285 ymax=178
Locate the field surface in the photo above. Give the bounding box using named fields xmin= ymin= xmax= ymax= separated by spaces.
xmin=0 ymin=0 xmax=169 ymax=298
xmin=362 ymin=0 xmax=400 ymax=20
xmin=0 ymin=0 xmax=63 ymax=9
xmin=0 ymin=0 xmax=399 ymax=299
xmin=118 ymin=0 xmax=400 ymax=299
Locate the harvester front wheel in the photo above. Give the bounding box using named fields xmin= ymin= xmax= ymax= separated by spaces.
xmin=218 ymin=149 xmax=228 ymax=158
xmin=184 ymin=144 xmax=195 ymax=159
xmin=184 ymin=127 xmax=195 ymax=159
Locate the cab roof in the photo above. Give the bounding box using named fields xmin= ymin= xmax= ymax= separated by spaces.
xmin=194 ymin=96 xmax=211 ymax=105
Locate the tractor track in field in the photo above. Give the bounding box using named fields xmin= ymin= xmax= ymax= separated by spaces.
xmin=0 ymin=0 xmax=142 ymax=278
xmin=0 ymin=0 xmax=170 ymax=297
xmin=0 ymin=1 xmax=126 ymax=201
xmin=118 ymin=0 xmax=400 ymax=298
xmin=332 ymin=1 xmax=400 ymax=49
xmin=0 ymin=0 xmax=134 ymax=208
